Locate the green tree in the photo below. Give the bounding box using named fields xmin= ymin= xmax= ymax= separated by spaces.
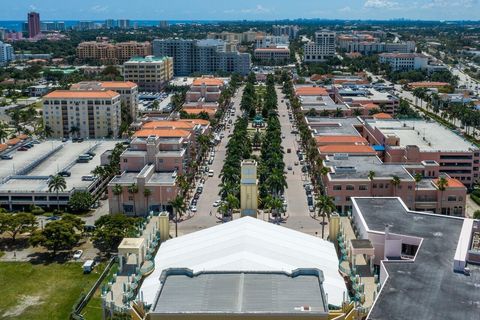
xmin=127 ymin=183 xmax=139 ymax=216
xmin=315 ymin=195 xmax=336 ymax=239
xmin=68 ymin=191 xmax=94 ymax=213
xmin=0 ymin=212 xmax=37 ymax=243
xmin=437 ymin=177 xmax=449 ymax=214
xmin=169 ymin=195 xmax=186 ymax=237
xmin=473 ymin=210 xmax=480 ymax=219
xmin=414 ymin=173 xmax=423 ymax=192
xmin=48 ymin=174 xmax=67 ymax=212
xmin=143 ymin=188 xmax=152 ymax=213
xmin=93 ymin=214 xmax=140 ymax=252
xmin=391 ymin=175 xmax=401 ymax=196
xmin=112 ymin=184 xmax=123 ymax=214
xmin=30 ymin=220 xmax=80 ymax=256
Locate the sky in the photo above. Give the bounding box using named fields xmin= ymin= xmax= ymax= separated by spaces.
xmin=2 ymin=0 xmax=480 ymax=21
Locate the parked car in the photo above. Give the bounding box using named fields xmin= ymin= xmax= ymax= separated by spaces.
xmin=213 ymin=200 xmax=221 ymax=207
xmin=191 ymin=199 xmax=197 ymax=206
xmin=294 ymin=161 xmax=299 ymax=166
xmin=81 ymin=175 xmax=96 ymax=181
xmin=73 ymin=250 xmax=83 ymax=260
xmin=208 ymin=170 xmax=214 ymax=177
xmin=190 ymin=205 xmax=197 ymax=212
xmin=58 ymin=171 xmax=71 ymax=177
xmin=83 ymin=260 xmax=95 ymax=273
xmin=308 ymin=205 xmax=315 ymax=212
xmin=46 ymin=215 xmax=61 ymax=221
xmin=18 ymin=147 xmax=28 ymax=151
xmin=287 ymin=165 xmax=292 ymax=170
xmin=1 ymin=154 xmax=13 ymax=160
xmin=194 ymin=193 xmax=200 ymax=200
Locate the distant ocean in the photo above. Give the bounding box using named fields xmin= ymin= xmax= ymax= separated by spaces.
xmin=0 ymin=20 xmax=220 ymax=31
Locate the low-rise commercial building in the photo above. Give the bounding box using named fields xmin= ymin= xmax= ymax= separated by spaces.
xmin=363 ymin=118 xmax=480 ymax=187
xmin=337 ymin=33 xmax=415 ymax=55
xmin=122 ymin=56 xmax=173 ymax=92
xmin=351 ymin=197 xmax=480 ymax=319
xmin=378 ymin=53 xmax=448 ymax=72
xmin=254 ymin=47 xmax=290 ymax=64
xmin=43 ymin=90 xmax=121 ymax=139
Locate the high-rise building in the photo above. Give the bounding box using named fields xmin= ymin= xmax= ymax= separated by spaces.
xmin=118 ymin=19 xmax=130 ymax=29
xmin=0 ymin=41 xmax=14 ymax=66
xmin=105 ymin=19 xmax=118 ymax=29
xmin=40 ymin=21 xmax=65 ymax=32
xmin=27 ymin=12 xmax=41 ymax=38
xmin=0 ymin=28 xmax=5 ymax=41
xmin=123 ymin=56 xmax=174 ymax=92
xmin=42 ymin=90 xmax=122 ymax=139
xmin=159 ymin=20 xmax=169 ymax=28
xmin=153 ymin=38 xmax=251 ymax=76
xmin=303 ymin=30 xmax=336 ymax=62
xmin=272 ymin=25 xmax=299 ymax=40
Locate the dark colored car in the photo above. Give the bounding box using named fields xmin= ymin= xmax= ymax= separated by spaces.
xmin=193 ymin=193 xmax=200 ymax=200
xmin=18 ymin=147 xmax=28 ymax=151
xmin=58 ymin=171 xmax=71 ymax=177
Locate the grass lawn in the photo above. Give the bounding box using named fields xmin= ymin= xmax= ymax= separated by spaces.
xmin=0 ymin=262 xmax=104 ymax=320
xmin=81 ymin=263 xmax=118 ymax=320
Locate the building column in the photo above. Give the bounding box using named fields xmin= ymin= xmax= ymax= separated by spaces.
xmin=118 ymin=254 xmax=123 ymax=272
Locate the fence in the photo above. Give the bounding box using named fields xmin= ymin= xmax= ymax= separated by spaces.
xmin=71 ymin=256 xmax=117 ymax=320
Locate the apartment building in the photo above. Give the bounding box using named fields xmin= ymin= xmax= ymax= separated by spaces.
xmin=272 ymin=25 xmax=299 ymax=39
xmin=207 ymin=30 xmax=265 ymax=43
xmin=42 ymin=90 xmax=121 ymax=138
xmin=337 ymin=34 xmax=415 ymax=55
xmin=28 ymin=12 xmax=41 ymax=38
xmin=0 ymin=41 xmax=14 ymax=66
xmin=378 ymin=53 xmax=447 ymax=72
xmin=185 ymin=77 xmax=225 ymax=105
xmin=255 ymin=35 xmax=290 ymax=49
xmin=152 ymin=38 xmax=251 ymax=76
xmin=253 ymin=47 xmax=290 ymax=64
xmin=303 ymin=31 xmax=336 ymax=62
xmin=122 ymin=56 xmax=174 ymax=92
xmin=76 ymin=41 xmax=152 ymax=64
xmin=363 ymin=118 xmax=480 ymax=187
xmin=71 ymin=81 xmax=139 ymax=120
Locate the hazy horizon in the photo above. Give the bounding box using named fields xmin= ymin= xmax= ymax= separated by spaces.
xmin=3 ymin=0 xmax=480 ymax=21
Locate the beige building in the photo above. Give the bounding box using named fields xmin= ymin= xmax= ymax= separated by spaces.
xmin=76 ymin=41 xmax=152 ymax=64
xmin=123 ymin=56 xmax=173 ymax=92
xmin=70 ymin=81 xmax=139 ymax=121
xmin=240 ymin=159 xmax=258 ymax=217
xmin=42 ymin=90 xmax=121 ymax=138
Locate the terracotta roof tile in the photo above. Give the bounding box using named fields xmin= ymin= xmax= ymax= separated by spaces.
xmin=142 ymin=121 xmax=195 ymax=130
xmin=295 ymin=87 xmax=329 ymax=96
xmin=44 ymin=90 xmax=120 ymax=99
xmin=0 ymin=144 xmax=7 ymax=152
xmin=6 ymin=138 xmax=21 ymax=146
xmin=373 ymin=113 xmax=393 ymax=119
xmin=133 ymin=129 xmax=191 ymax=138
xmin=433 ymin=178 xmax=465 ymax=189
xmin=192 ymin=78 xmax=225 ymax=86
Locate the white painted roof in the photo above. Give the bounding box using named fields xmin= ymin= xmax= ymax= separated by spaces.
xmin=139 ymin=216 xmax=347 ymax=307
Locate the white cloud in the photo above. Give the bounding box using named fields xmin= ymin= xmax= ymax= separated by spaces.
xmin=339 ymin=6 xmax=352 ymax=12
xmin=364 ymin=0 xmax=398 ymax=8
xmin=241 ymin=4 xmax=272 ymax=14
xmin=421 ymin=0 xmax=478 ymax=8
xmin=91 ymin=5 xmax=108 ymax=13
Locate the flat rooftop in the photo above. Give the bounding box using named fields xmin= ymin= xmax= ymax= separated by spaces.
xmin=110 ymin=170 xmax=176 ymax=186
xmin=300 ymin=95 xmax=348 ymax=111
xmin=325 ymin=155 xmax=412 ymax=180
xmin=306 ymin=117 xmax=363 ymax=136
xmin=353 ymin=197 xmax=480 ymax=320
xmin=152 ymin=271 xmax=328 ymax=315
xmin=366 ymin=119 xmax=479 ymax=152
xmin=0 ymin=140 xmax=121 ymax=192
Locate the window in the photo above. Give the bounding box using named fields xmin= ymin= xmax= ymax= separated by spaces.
xmin=333 ymin=185 xmax=342 ymax=191
xmin=359 ymin=185 xmax=368 ymax=191
xmin=373 ymin=183 xmax=377 ymax=189
xmin=346 ymin=185 xmax=354 ymax=191
xmin=123 ymin=159 xmax=127 ymax=163
xmin=128 ymin=196 xmax=133 ymax=201
xmin=345 ymin=196 xmax=351 ymax=202
xmin=447 ymin=196 xmax=457 ymax=202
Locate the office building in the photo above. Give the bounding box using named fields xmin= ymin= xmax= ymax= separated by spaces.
xmin=378 ymin=53 xmax=448 ymax=72
xmin=158 ymin=20 xmax=169 ymax=28
xmin=153 ymin=38 xmax=251 ymax=76
xmin=363 ymin=118 xmax=480 ymax=187
xmin=351 ymin=197 xmax=480 ymax=319
xmin=105 ymin=19 xmax=118 ymax=29
xmin=337 ymin=33 xmax=415 ymax=55
xmin=254 ymin=47 xmax=290 ymax=64
xmin=76 ymin=21 xmax=96 ymax=31
xmin=207 ymin=30 xmax=265 ymax=44
xmin=0 ymin=28 xmax=5 ymax=41
xmin=0 ymin=41 xmax=14 ymax=66
xmin=123 ymin=56 xmax=174 ymax=92
xmin=303 ymin=31 xmax=336 ymax=62
xmin=76 ymin=41 xmax=152 ymax=64
xmin=27 ymin=12 xmax=41 ymax=38
xmin=42 ymin=90 xmax=121 ymax=139
xmin=255 ymin=35 xmax=290 ymax=49
xmin=272 ymin=24 xmax=300 ymax=39
xmin=70 ymin=81 xmax=139 ymax=121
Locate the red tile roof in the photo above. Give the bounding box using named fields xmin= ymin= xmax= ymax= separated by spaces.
xmin=133 ymin=129 xmax=191 ymax=138
xmin=6 ymin=138 xmax=21 ymax=146
xmin=433 ymin=178 xmax=465 ymax=189
xmin=295 ymin=87 xmax=329 ymax=96
xmin=373 ymin=113 xmax=393 ymax=119
xmin=408 ymin=82 xmax=450 ymax=88
xmin=0 ymin=144 xmax=7 ymax=152
xmin=192 ymin=78 xmax=224 ymax=86
xmin=44 ymin=90 xmax=119 ymax=99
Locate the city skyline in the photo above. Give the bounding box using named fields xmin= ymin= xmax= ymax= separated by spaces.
xmin=2 ymin=0 xmax=480 ymax=21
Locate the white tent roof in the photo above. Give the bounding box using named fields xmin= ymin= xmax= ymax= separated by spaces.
xmin=139 ymin=216 xmax=347 ymax=307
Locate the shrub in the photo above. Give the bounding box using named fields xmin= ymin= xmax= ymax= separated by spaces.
xmin=471 ymin=194 xmax=480 ymax=206
xmin=31 ymin=206 xmax=45 ymax=215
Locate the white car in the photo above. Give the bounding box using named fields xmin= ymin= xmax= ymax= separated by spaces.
xmin=208 ymin=170 xmax=214 ymax=177
xmin=190 ymin=205 xmax=197 ymax=212
xmin=73 ymin=250 xmax=83 ymax=260
xmin=213 ymin=200 xmax=221 ymax=207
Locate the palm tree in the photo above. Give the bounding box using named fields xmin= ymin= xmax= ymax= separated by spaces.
xmin=143 ymin=188 xmax=152 ymax=214
xmin=221 ymin=193 xmax=240 ymax=221
xmin=112 ymin=184 xmax=123 ymax=213
xmin=69 ymin=126 xmax=80 ymax=138
xmin=0 ymin=121 xmax=9 ymax=143
xmin=437 ymin=177 xmax=449 ymax=215
xmin=414 ymin=173 xmax=422 ymax=192
xmin=176 ymin=174 xmax=189 ymax=197
xmin=391 ymin=175 xmax=401 ymax=197
xmin=353 ymin=108 xmax=363 ymax=117
xmin=264 ymin=195 xmax=284 ymax=223
xmin=127 ymin=183 xmax=139 ymax=216
xmin=315 ymin=195 xmax=336 ymax=239
xmin=368 ymin=170 xmax=375 ymax=196
xmin=48 ymin=174 xmax=67 ymax=212
xmin=169 ymin=195 xmax=186 ymax=237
